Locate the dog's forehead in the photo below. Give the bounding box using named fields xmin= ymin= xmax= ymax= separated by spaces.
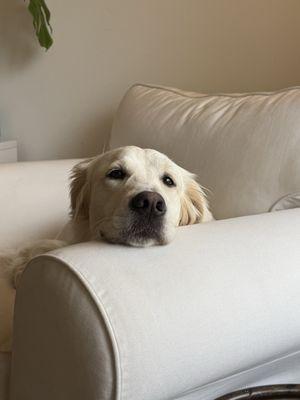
xmin=105 ymin=146 xmax=176 ymax=170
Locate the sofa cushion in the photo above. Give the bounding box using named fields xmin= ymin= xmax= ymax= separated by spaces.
xmin=110 ymin=84 xmax=300 ymax=219
xmin=0 ymin=159 xmax=79 ymax=249
xmin=270 ymin=192 xmax=300 ymax=211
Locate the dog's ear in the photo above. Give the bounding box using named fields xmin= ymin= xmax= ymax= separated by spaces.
xmin=70 ymin=159 xmax=93 ymax=220
xmin=179 ymin=174 xmax=213 ymax=226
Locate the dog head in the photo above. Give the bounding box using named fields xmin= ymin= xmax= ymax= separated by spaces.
xmin=70 ymin=146 xmax=212 ymax=246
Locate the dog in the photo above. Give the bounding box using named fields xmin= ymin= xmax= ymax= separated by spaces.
xmin=1 ymin=145 xmax=213 ymax=288
xmin=0 ymin=145 xmax=213 ymax=351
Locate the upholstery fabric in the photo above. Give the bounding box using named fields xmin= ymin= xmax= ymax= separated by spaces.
xmin=0 ymin=159 xmax=80 ymax=346
xmin=0 ymin=353 xmax=11 ymax=400
xmin=0 ymin=277 xmax=15 ymax=353
xmin=111 ymin=84 xmax=300 ymax=219
xmin=270 ymin=192 xmax=300 ymax=211
xmin=0 ymin=159 xmax=80 ymax=395
xmin=10 ymin=209 xmax=300 ymax=400
xmin=0 ymin=159 xmax=79 ymax=249
xmin=10 ymin=257 xmax=115 ymax=400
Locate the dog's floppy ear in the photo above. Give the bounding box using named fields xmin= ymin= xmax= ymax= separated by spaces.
xmin=70 ymin=158 xmax=93 ymax=220
xmin=179 ymin=174 xmax=213 ymax=226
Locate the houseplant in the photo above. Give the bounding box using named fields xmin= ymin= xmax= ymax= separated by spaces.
xmin=26 ymin=0 xmax=53 ymax=50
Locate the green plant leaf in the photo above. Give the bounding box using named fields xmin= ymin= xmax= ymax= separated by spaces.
xmin=27 ymin=0 xmax=53 ymax=50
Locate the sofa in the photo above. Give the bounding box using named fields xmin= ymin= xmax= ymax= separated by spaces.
xmin=0 ymin=84 xmax=299 ymax=400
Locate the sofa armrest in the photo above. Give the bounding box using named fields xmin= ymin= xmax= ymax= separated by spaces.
xmin=10 ymin=209 xmax=300 ymax=400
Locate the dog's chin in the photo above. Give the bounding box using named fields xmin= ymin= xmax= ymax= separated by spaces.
xmin=99 ymin=218 xmax=175 ymax=247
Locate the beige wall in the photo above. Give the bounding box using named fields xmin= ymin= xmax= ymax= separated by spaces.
xmin=1 ymin=0 xmax=300 ymax=161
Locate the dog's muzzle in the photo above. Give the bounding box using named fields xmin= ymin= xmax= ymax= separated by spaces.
xmin=123 ymin=191 xmax=167 ymax=245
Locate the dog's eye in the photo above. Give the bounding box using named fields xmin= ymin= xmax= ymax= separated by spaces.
xmin=162 ymin=175 xmax=176 ymax=187
xmin=107 ymin=169 xmax=126 ymax=180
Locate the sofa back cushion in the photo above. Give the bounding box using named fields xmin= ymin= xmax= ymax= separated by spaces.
xmin=110 ymin=84 xmax=300 ymax=219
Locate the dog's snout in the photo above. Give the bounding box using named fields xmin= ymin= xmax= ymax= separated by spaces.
xmin=130 ymin=191 xmax=166 ymax=217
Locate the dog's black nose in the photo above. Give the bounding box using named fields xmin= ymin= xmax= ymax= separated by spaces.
xmin=129 ymin=191 xmax=166 ymax=217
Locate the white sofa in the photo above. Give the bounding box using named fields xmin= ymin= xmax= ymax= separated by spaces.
xmin=1 ymin=84 xmax=300 ymax=400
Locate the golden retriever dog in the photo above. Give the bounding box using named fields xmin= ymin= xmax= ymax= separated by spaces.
xmin=0 ymin=145 xmax=213 ymax=350
xmin=1 ymin=146 xmax=213 ymax=286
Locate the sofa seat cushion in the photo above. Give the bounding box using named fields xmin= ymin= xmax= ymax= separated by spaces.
xmin=111 ymin=84 xmax=300 ymax=219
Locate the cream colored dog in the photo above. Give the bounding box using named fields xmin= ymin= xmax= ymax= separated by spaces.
xmin=0 ymin=145 xmax=213 ymax=351
xmin=1 ymin=146 xmax=213 ymax=286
